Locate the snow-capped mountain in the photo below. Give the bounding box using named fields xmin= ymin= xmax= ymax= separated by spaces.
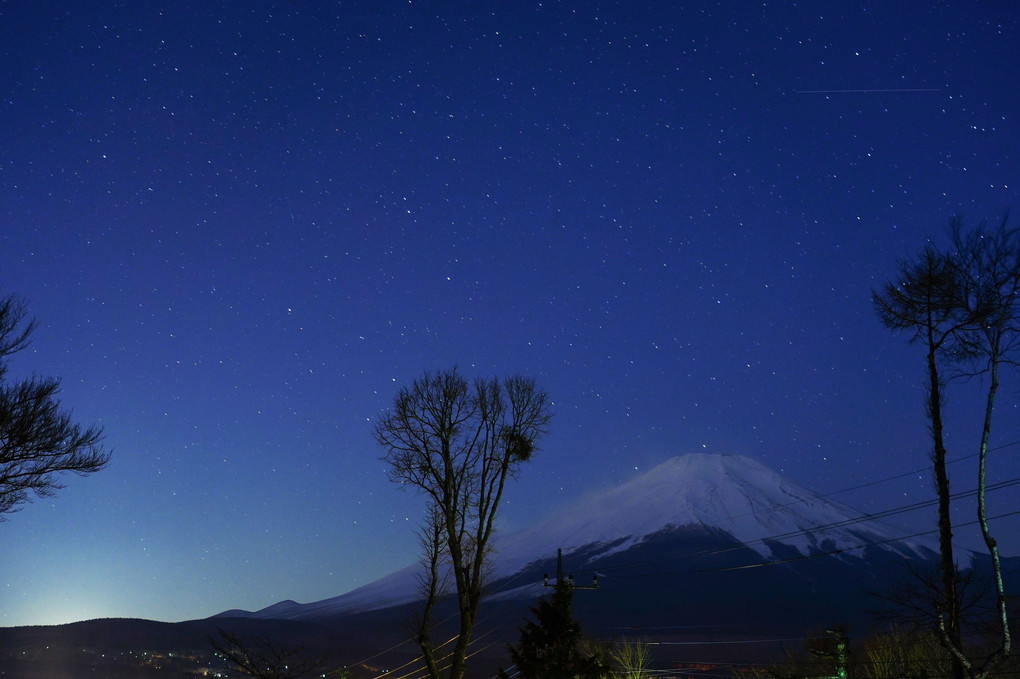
xmin=493 ymin=453 xmax=931 ymax=569
xmin=228 ymin=453 xmax=936 ymax=623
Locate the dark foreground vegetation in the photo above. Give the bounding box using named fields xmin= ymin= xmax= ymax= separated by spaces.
xmin=0 ymin=587 xmax=1015 ymax=679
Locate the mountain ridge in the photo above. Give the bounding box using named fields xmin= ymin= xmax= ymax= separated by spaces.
xmin=229 ymin=453 xmax=937 ymax=622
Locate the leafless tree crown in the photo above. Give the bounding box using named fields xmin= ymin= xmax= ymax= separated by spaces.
xmin=210 ymin=628 xmax=324 ymax=679
xmin=0 ymin=294 xmax=110 ymax=518
xmin=373 ymin=367 xmax=552 ymax=679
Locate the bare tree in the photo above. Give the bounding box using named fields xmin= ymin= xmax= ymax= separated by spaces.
xmin=604 ymin=639 xmax=652 ymax=679
xmin=939 ymin=214 xmax=1018 ymax=677
xmin=210 ymin=627 xmax=324 ymax=679
xmin=874 ymin=214 xmax=1018 ymax=679
xmin=861 ymin=626 xmax=953 ymax=679
xmin=871 ymin=558 xmax=990 ymax=639
xmin=374 ymin=368 xmax=552 ymax=679
xmin=0 ymin=294 xmax=110 ymax=518
xmin=412 ymin=502 xmax=450 ymax=679
xmin=873 ymin=245 xmax=972 ymax=678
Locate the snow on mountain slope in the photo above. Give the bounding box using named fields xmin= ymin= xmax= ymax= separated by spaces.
xmin=247 ymin=565 xmax=424 ymax=620
xmin=238 ymin=453 xmax=933 ymax=620
xmin=492 ymin=453 xmax=932 ymax=574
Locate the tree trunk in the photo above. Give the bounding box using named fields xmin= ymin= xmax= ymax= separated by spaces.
xmin=971 ymin=356 xmax=1011 ymax=679
xmin=448 ymin=603 xmax=474 ymax=679
xmin=927 ymin=340 xmax=964 ymax=679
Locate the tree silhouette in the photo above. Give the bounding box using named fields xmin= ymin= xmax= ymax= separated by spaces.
xmin=374 ymin=368 xmax=552 ymax=679
xmin=210 ymin=628 xmax=324 ymax=679
xmin=874 ymin=214 xmax=1017 ymax=679
xmin=501 ymin=579 xmax=603 ymax=679
xmin=0 ymin=294 xmax=109 ymax=519
xmin=941 ymin=215 xmax=1017 ymax=677
xmin=874 ymin=245 xmax=970 ymax=678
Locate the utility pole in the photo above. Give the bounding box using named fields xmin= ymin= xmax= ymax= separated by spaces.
xmin=544 ymin=548 xmax=599 ymax=590
xmin=502 ymin=549 xmax=602 ymax=679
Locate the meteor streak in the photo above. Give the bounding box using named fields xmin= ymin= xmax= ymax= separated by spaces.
xmin=795 ymin=88 xmax=941 ymax=94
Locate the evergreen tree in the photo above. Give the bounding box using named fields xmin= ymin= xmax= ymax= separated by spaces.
xmin=501 ymin=580 xmax=603 ymax=679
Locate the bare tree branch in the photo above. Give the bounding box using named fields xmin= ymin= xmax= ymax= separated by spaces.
xmin=210 ymin=628 xmax=324 ymax=679
xmin=0 ymin=293 xmax=110 ymax=519
xmin=374 ymin=368 xmax=552 ymax=679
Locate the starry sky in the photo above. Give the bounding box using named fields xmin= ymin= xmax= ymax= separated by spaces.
xmin=1 ymin=1 xmax=1019 ymax=627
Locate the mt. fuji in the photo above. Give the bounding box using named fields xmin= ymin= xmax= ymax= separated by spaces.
xmin=492 ymin=453 xmax=932 ymax=568
xmin=227 ymin=453 xmax=937 ymax=624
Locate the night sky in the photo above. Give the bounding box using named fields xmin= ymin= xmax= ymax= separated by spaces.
xmin=2 ymin=2 xmax=1019 ymax=627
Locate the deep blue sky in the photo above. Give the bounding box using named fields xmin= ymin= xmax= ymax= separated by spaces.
xmin=1 ymin=1 xmax=1018 ymax=626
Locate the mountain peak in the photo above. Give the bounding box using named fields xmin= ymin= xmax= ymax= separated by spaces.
xmin=492 ymin=453 xmax=924 ymax=573
xmin=640 ymin=452 xmax=778 ymax=487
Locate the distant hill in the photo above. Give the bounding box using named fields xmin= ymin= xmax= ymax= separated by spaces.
xmin=3 ymin=454 xmax=1015 ymax=679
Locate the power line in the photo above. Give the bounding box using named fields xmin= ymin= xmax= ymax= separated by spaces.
xmin=707 ymin=441 xmax=1020 ymax=527
xmin=593 ymin=477 xmax=1020 ymax=578
xmin=698 ymin=508 xmax=1020 ymax=575
xmin=595 ymin=508 xmax=1020 ymax=579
